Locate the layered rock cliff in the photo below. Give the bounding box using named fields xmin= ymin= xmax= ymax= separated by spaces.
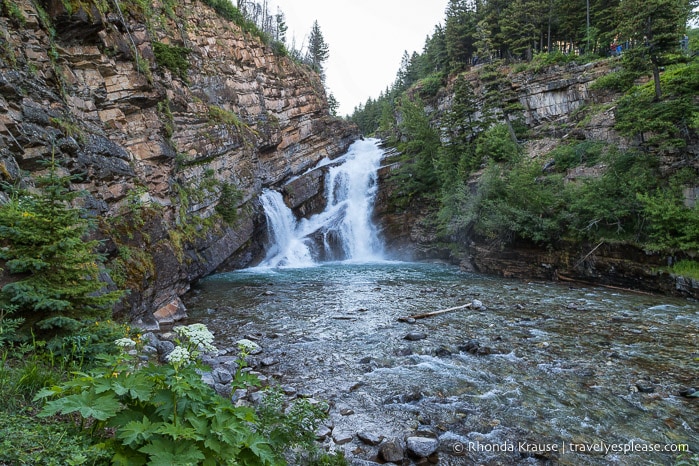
xmin=0 ymin=0 xmax=358 ymax=328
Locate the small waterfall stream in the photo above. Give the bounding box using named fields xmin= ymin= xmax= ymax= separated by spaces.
xmin=258 ymin=138 xmax=385 ymax=268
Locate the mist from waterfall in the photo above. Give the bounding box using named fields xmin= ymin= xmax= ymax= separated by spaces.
xmin=258 ymin=138 xmax=385 ymax=268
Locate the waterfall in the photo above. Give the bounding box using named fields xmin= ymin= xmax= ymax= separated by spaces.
xmin=259 ymin=138 xmax=385 ymax=268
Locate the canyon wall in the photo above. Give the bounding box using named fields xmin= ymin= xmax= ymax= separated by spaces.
xmin=0 ymin=0 xmax=358 ymax=328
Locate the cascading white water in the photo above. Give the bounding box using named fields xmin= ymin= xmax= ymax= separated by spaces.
xmin=259 ymin=138 xmax=385 ymax=268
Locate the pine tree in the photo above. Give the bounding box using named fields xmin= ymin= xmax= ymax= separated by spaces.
xmin=618 ymin=0 xmax=691 ymax=100
xmin=274 ymin=8 xmax=287 ymax=43
xmin=501 ymin=0 xmax=545 ymax=60
xmin=0 ymin=160 xmax=122 ymax=327
xmin=327 ymin=92 xmax=339 ymax=116
xmin=445 ymin=0 xmax=478 ymax=71
xmin=307 ymin=20 xmax=330 ymax=78
xmin=438 ymin=75 xmax=480 ymax=182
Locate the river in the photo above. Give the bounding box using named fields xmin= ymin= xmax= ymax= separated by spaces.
xmin=183 ymin=139 xmax=699 ymax=464
xmin=185 ymin=262 xmax=699 ymax=465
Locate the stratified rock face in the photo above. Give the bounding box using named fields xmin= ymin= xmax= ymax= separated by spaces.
xmin=0 ymin=0 xmax=358 ymax=327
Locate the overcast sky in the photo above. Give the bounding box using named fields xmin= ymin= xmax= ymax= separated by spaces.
xmin=269 ymin=0 xmax=449 ymax=116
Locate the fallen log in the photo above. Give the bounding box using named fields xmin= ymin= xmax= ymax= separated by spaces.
xmin=557 ymin=274 xmax=655 ymax=296
xmin=400 ymin=302 xmax=473 ymax=321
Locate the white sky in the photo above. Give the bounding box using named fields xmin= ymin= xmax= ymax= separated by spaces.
xmin=269 ymin=0 xmax=449 ymax=116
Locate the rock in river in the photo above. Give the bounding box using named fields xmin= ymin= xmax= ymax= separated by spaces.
xmin=406 ymin=436 xmax=439 ymax=458
xmin=379 ymin=438 xmax=405 ymax=463
xmin=404 ymin=332 xmax=427 ymax=341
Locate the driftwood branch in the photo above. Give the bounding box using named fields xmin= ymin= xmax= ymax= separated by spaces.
xmin=400 ymin=302 xmax=472 ymax=321
xmin=574 ymin=241 xmax=605 ymax=268
xmin=557 ymin=274 xmax=655 ymax=296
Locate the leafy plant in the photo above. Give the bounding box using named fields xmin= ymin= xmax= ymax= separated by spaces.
xmin=36 ymin=324 xmax=332 ymax=465
xmin=208 ymin=105 xmax=244 ymax=128
xmin=638 ymin=187 xmax=699 ymax=252
xmin=46 ymin=319 xmax=134 ymax=369
xmin=566 ymin=149 xmax=657 ymax=242
xmin=468 ymin=161 xmax=569 ymax=246
xmin=475 ymin=123 xmax=522 ymax=163
xmin=615 ymin=60 xmax=699 ymax=150
xmin=550 ymin=141 xmax=605 ymax=171
xmin=153 ymin=41 xmax=190 ymax=80
xmin=667 ymin=260 xmax=699 ymax=280
xmin=0 ymin=304 xmax=23 ymax=348
xmin=0 ymin=410 xmax=110 ymax=465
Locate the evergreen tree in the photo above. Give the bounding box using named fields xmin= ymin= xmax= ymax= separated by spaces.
xmin=438 ymin=75 xmax=480 ymax=182
xmin=423 ymin=25 xmax=449 ymax=75
xmin=556 ymin=0 xmax=587 ymax=53
xmin=327 ymin=92 xmax=339 ymax=116
xmin=445 ymin=0 xmax=478 ymax=71
xmin=479 ymin=62 xmax=522 ymax=143
xmin=394 ymin=51 xmax=413 ymax=90
xmin=618 ymin=0 xmax=691 ymax=100
xmin=307 ymin=20 xmax=330 ymax=78
xmin=0 ymin=161 xmax=122 ymax=328
xmin=501 ymin=0 xmax=546 ymax=60
xmin=274 ymin=8 xmax=287 ymax=43
xmin=591 ymin=0 xmax=621 ymax=55
xmin=394 ymin=97 xmax=441 ymax=198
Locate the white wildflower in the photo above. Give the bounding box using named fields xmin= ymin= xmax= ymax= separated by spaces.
xmin=174 ymin=323 xmax=217 ymax=353
xmin=236 ymin=339 xmax=261 ymax=353
xmin=166 ymin=346 xmax=191 ymax=367
xmin=114 ymin=338 xmax=137 ymax=348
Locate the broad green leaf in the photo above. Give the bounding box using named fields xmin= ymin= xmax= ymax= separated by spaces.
xmin=40 ymin=391 xmax=121 ymax=420
xmin=32 ymin=386 xmax=63 ymax=401
xmin=155 ymin=422 xmax=198 ymax=441
xmin=117 ymin=416 xmax=158 ymax=447
xmin=111 ymin=448 xmax=147 ymax=466
xmin=138 ymin=438 xmax=205 ymax=466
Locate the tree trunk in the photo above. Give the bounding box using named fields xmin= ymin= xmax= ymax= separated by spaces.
xmin=651 ymin=58 xmax=662 ymax=100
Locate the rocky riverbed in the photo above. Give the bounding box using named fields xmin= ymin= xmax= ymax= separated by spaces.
xmin=178 ymin=262 xmax=699 ymax=465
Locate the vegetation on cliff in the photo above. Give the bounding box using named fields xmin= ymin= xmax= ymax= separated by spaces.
xmin=352 ymin=0 xmax=699 ymax=282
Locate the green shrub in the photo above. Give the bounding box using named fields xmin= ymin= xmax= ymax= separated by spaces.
xmin=45 ymin=319 xmax=134 ymax=369
xmin=615 ymin=60 xmax=699 ymax=150
xmin=667 ymin=260 xmax=699 ymax=280
xmin=566 ymin=150 xmax=657 ymax=242
xmin=475 ymin=124 xmax=521 ymax=163
xmin=590 ymin=69 xmax=641 ymax=92
xmin=209 ymin=105 xmax=243 ymax=128
xmin=0 ymin=411 xmax=109 ymax=465
xmin=638 ymin=188 xmax=699 ymax=252
xmin=153 ymin=41 xmax=190 ymax=80
xmin=416 ymin=73 xmax=443 ymax=98
xmin=466 ymin=161 xmax=569 ymax=246
xmin=215 ymin=182 xmax=243 ymax=224
xmin=0 ymin=304 xmax=23 ymax=348
xmin=550 ymin=140 xmax=605 ymax=171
